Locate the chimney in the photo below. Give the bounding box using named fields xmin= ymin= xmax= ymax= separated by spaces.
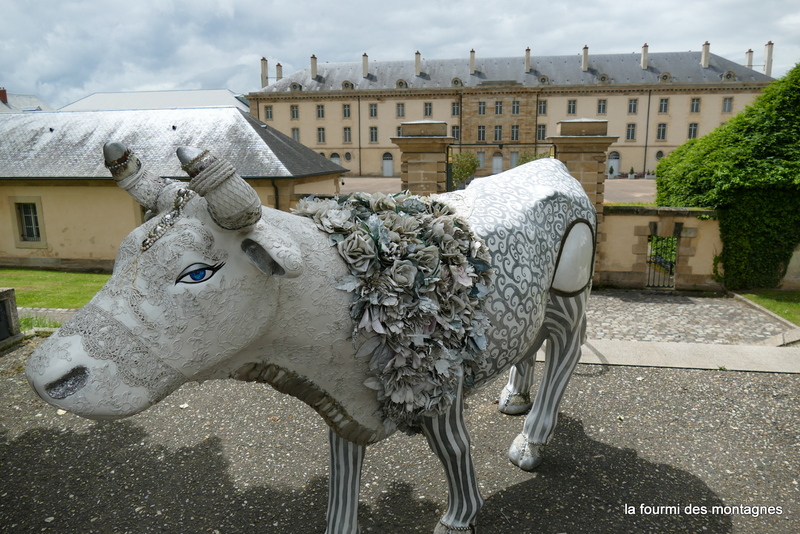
xmin=310 ymin=54 xmax=318 ymax=79
xmin=745 ymin=49 xmax=754 ymax=69
xmin=0 ymin=87 xmax=7 ymax=104
xmin=362 ymin=53 xmax=369 ymax=78
xmin=260 ymin=57 xmax=268 ymax=87
xmin=701 ymin=41 xmax=710 ymax=68
xmin=581 ymin=45 xmax=589 ymax=72
xmin=764 ymin=41 xmax=774 ymax=77
xmin=640 ymin=43 xmax=649 ymax=70
xmin=470 ymin=49 xmax=476 ymax=75
xmin=525 ymin=47 xmax=531 ymax=73
xmin=415 ymin=51 xmax=421 ymax=76
xmin=276 ymin=63 xmax=283 ymax=81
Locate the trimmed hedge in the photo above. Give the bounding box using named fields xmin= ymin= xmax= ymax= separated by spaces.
xmin=656 ymin=63 xmax=800 ymax=289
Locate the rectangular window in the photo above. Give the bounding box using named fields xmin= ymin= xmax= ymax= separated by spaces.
xmin=343 ymin=127 xmax=351 ymax=143
xmin=597 ymin=99 xmax=607 ymax=114
xmin=290 ymin=105 xmax=299 ymax=119
xmin=495 ymin=101 xmax=503 ymax=114
xmin=11 ymin=197 xmax=46 ymax=249
xmin=536 ymin=124 xmax=547 ymax=141
xmin=494 ymin=125 xmax=503 ymax=141
xmin=317 ymin=127 xmax=325 ymax=143
xmin=656 ymin=123 xmax=667 ymax=140
xmin=343 ymin=104 xmax=351 ymax=118
xmin=477 ymin=151 xmax=485 ymax=168
xmin=369 ymin=103 xmax=377 ymax=118
xmin=510 ymin=151 xmax=519 ymax=167
xmin=397 ymin=103 xmax=405 ymax=117
xmin=628 ymin=98 xmax=638 ymax=114
xmin=659 ymin=98 xmax=669 ymax=113
xmin=17 ymin=203 xmax=41 ymax=242
xmin=264 ymin=105 xmax=273 ymax=120
xmin=317 ymin=104 xmax=325 ymax=119
xmin=691 ymin=98 xmax=701 ymax=113
xmin=478 ymin=101 xmax=486 ymax=115
xmin=369 ymin=126 xmax=378 ymax=143
xmin=424 ymin=102 xmax=433 ymax=116
xmin=397 ymin=126 xmax=402 ymax=137
xmin=567 ymin=99 xmax=577 ymax=114
xmin=722 ymin=97 xmax=733 ymax=113
xmin=477 ymin=125 xmax=486 ymax=141
xmin=511 ymin=125 xmax=519 ymax=141
xmin=538 ymin=100 xmax=547 ymax=115
xmin=512 ymin=100 xmax=520 ymax=115
xmin=626 ymin=123 xmax=636 ymax=140
xmin=452 ymin=102 xmax=460 ymax=116
xmin=291 ymin=128 xmax=300 ymax=141
xmin=688 ymin=123 xmax=698 ymax=139
xmin=452 ymin=125 xmax=460 ymax=140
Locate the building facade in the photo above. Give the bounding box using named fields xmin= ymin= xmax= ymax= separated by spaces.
xmin=246 ymin=43 xmax=775 ymax=177
xmin=1 ymin=107 xmax=345 ymax=271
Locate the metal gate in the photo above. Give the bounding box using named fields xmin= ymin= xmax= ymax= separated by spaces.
xmin=646 ymin=222 xmax=681 ymax=288
xmin=646 ymin=236 xmax=677 ymax=287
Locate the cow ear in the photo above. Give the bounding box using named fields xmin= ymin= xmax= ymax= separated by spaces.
xmin=241 ymin=223 xmax=303 ymax=278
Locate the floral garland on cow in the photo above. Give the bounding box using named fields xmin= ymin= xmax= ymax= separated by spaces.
xmin=294 ymin=191 xmax=494 ymax=433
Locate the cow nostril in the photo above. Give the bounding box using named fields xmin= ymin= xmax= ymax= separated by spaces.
xmin=45 ymin=366 xmax=90 ymax=399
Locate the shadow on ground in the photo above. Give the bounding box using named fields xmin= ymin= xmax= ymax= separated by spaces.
xmin=1 ymin=415 xmax=731 ymax=533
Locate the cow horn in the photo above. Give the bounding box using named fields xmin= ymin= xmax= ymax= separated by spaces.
xmin=178 ymin=147 xmax=262 ymax=230
xmin=104 ymin=141 xmax=171 ymax=212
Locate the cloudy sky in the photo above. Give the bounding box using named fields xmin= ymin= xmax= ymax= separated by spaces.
xmin=2 ymin=0 xmax=798 ymax=109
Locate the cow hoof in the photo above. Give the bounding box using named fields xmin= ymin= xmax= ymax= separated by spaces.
xmin=497 ymin=386 xmax=532 ymax=415
xmin=434 ymin=519 xmax=475 ymax=533
xmin=508 ymin=434 xmax=545 ymax=471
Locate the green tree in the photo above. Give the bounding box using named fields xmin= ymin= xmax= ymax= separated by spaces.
xmin=451 ymin=151 xmax=480 ymax=186
xmin=656 ymin=63 xmax=800 ymax=288
xmin=517 ymin=150 xmax=550 ymax=166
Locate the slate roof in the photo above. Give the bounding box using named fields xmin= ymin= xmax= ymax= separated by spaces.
xmin=261 ymin=51 xmax=773 ymax=93
xmin=60 ymin=89 xmax=250 ymax=112
xmin=0 ymin=108 xmax=347 ymax=180
xmin=0 ymin=93 xmax=54 ymax=113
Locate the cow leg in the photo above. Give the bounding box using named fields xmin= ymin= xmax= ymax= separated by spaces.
xmin=326 ymin=428 xmax=366 ymax=534
xmin=509 ymin=289 xmax=589 ymax=471
xmin=498 ymin=360 xmax=535 ymax=415
xmin=418 ymin=375 xmax=483 ymax=534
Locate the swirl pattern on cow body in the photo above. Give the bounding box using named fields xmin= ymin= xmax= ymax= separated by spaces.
xmin=440 ymin=159 xmax=595 ymax=389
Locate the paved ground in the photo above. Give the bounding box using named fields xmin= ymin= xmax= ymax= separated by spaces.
xmin=3 ymin=291 xmax=798 ymax=533
xmin=339 ymin=176 xmax=657 ymax=204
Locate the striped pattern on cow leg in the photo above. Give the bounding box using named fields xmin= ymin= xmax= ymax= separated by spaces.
xmin=509 ymin=289 xmax=589 ymax=472
xmin=498 ymin=361 xmax=536 ymax=415
xmin=326 ymin=428 xmax=366 ymax=534
xmin=419 ymin=375 xmax=483 ymax=534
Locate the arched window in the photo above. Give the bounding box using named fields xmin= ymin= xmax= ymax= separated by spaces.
xmin=330 ymin=153 xmax=341 ymax=166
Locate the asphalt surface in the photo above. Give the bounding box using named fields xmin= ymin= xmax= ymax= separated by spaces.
xmin=2 ymin=290 xmax=799 ymax=533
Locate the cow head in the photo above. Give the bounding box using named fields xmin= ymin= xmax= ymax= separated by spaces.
xmin=26 ymin=143 xmax=303 ymax=420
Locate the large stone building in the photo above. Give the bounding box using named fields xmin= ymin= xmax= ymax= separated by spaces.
xmin=246 ymin=42 xmax=775 ymax=177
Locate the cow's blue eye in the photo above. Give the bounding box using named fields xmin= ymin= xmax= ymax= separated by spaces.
xmin=176 ymin=262 xmax=225 ymax=285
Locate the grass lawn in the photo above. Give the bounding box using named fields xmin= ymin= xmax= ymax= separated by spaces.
xmin=0 ymin=269 xmax=110 ymax=309
xmin=740 ymin=290 xmax=800 ymax=326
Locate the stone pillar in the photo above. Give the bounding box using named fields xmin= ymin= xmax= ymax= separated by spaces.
xmin=548 ymin=119 xmax=618 ymax=286
xmin=548 ymin=119 xmax=617 ymax=221
xmin=391 ymin=121 xmax=453 ymax=196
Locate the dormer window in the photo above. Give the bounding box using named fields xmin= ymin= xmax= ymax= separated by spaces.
xmin=396 ymin=79 xmax=408 ymax=89
xmin=342 ymin=81 xmax=354 ymax=90
xmin=452 ymin=78 xmax=463 ymax=87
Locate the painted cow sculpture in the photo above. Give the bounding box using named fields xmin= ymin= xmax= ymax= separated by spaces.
xmin=27 ymin=142 xmax=596 ymax=534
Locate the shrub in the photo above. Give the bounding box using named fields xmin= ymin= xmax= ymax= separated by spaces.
xmin=656 ymin=63 xmax=800 ymax=289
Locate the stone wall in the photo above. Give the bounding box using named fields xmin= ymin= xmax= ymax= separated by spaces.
xmin=596 ymin=206 xmax=723 ymax=291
